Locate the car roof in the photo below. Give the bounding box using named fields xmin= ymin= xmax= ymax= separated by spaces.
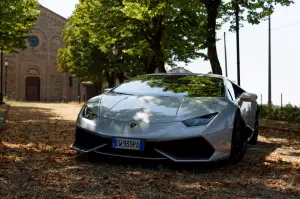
xmin=131 ymin=73 xmax=247 ymax=93
xmin=144 ymin=73 xmax=227 ymax=80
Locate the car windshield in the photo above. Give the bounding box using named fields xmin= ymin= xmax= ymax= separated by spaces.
xmin=111 ymin=75 xmax=225 ymax=97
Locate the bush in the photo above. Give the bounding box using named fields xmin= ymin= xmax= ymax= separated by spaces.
xmin=259 ymin=103 xmax=300 ymax=123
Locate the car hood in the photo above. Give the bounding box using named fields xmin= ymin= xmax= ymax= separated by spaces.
xmin=97 ymin=93 xmax=227 ymax=123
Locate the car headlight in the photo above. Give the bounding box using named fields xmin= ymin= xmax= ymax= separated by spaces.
xmin=82 ymin=104 xmax=98 ymax=120
xmin=182 ymin=112 xmax=218 ymax=127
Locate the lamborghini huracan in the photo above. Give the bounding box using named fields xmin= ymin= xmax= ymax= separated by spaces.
xmin=72 ymin=73 xmax=259 ymax=164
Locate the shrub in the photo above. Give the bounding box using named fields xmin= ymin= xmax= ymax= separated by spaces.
xmin=259 ymin=103 xmax=300 ymax=123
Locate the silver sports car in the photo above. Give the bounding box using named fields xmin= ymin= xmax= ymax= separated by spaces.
xmin=72 ymin=73 xmax=259 ymax=164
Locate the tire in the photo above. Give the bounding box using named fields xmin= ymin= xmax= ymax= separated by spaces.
xmin=228 ymin=111 xmax=248 ymax=164
xmin=75 ymin=151 xmax=97 ymax=161
xmin=249 ymin=109 xmax=259 ymax=145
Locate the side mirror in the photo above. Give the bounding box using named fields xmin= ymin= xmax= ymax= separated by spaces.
xmin=240 ymin=92 xmax=257 ymax=102
xmin=104 ymin=88 xmax=112 ymax=92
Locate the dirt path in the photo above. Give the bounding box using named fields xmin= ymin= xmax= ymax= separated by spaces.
xmin=0 ymin=102 xmax=299 ymax=198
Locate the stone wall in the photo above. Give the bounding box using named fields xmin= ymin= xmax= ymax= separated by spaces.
xmin=1 ymin=5 xmax=85 ymax=102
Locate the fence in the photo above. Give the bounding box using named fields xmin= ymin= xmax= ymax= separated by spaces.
xmin=259 ymin=93 xmax=284 ymax=109
xmin=259 ymin=93 xmax=300 ymax=123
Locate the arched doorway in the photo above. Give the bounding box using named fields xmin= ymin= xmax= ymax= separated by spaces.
xmin=25 ymin=77 xmax=40 ymax=101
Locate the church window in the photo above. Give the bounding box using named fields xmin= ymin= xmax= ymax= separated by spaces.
xmin=28 ymin=36 xmax=39 ymax=47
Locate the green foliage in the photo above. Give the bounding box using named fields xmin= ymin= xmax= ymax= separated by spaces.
xmin=58 ymin=0 xmax=210 ymax=86
xmin=220 ymin=0 xmax=294 ymax=32
xmin=57 ymin=2 xmax=109 ymax=84
xmin=259 ymin=103 xmax=300 ymax=123
xmin=204 ymin=0 xmax=294 ymax=75
xmin=57 ymin=1 xmax=151 ymax=86
xmin=84 ymin=0 xmax=207 ymax=71
xmin=0 ymin=0 xmax=40 ymax=52
xmin=59 ymin=0 xmax=296 ymax=81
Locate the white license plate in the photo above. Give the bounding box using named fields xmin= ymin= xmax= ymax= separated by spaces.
xmin=112 ymin=138 xmax=145 ymax=151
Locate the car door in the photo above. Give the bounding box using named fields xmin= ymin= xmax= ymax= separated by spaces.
xmin=226 ymin=80 xmax=256 ymax=130
xmin=231 ymin=82 xmax=257 ymax=130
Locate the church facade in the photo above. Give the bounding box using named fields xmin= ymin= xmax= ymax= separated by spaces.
xmin=2 ymin=5 xmax=88 ymax=102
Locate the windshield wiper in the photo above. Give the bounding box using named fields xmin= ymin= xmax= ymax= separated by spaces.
xmin=110 ymin=91 xmax=133 ymax=96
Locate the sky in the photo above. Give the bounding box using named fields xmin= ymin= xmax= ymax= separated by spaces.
xmin=38 ymin=0 xmax=300 ymax=106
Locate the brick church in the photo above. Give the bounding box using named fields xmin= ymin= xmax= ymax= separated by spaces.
xmin=2 ymin=5 xmax=96 ymax=102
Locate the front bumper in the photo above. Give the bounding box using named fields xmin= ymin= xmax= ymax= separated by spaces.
xmin=71 ymin=127 xmax=224 ymax=162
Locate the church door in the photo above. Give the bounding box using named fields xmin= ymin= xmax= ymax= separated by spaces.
xmin=25 ymin=77 xmax=40 ymax=101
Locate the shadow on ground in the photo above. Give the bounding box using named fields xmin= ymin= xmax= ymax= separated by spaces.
xmin=0 ymin=104 xmax=299 ymax=199
xmin=75 ymin=140 xmax=277 ymax=172
xmin=72 ymin=127 xmax=299 ymax=198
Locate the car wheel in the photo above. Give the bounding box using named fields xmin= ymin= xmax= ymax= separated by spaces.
xmin=249 ymin=110 xmax=259 ymax=145
xmin=74 ymin=151 xmax=97 ymax=161
xmin=229 ymin=112 xmax=248 ymax=164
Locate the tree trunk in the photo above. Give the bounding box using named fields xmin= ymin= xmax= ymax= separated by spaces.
xmin=94 ymin=83 xmax=99 ymax=95
xmin=156 ymin=56 xmax=166 ymax=73
xmin=146 ymin=66 xmax=156 ymax=74
xmin=94 ymin=72 xmax=103 ymax=94
xmin=205 ymin=0 xmax=222 ymax=75
xmin=148 ymin=56 xmax=166 ymax=73
xmin=153 ymin=30 xmax=166 ymax=73
xmin=146 ymin=15 xmax=166 ymax=73
xmin=98 ymin=81 xmax=103 ymax=94
xmin=117 ymin=73 xmax=126 ymax=83
xmin=104 ymin=71 xmax=114 ymax=88
xmin=151 ymin=44 xmax=166 ymax=73
xmin=146 ymin=56 xmax=156 ymax=74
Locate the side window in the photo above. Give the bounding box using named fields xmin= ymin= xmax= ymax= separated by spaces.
xmin=226 ymin=80 xmax=235 ymax=101
xmin=231 ymin=82 xmax=245 ymax=99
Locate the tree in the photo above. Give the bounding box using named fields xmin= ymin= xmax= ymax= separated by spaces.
xmin=0 ymin=0 xmax=40 ymax=52
xmin=203 ymin=0 xmax=223 ymax=75
xmin=58 ymin=1 xmax=129 ymax=91
xmin=85 ymin=0 xmax=208 ymax=73
xmin=57 ymin=4 xmax=110 ymax=93
xmin=204 ymin=0 xmax=294 ymax=75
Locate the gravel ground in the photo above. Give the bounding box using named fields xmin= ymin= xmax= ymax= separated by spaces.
xmin=0 ymin=102 xmax=299 ymax=199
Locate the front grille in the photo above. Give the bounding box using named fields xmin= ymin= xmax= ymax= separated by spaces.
xmin=73 ymin=128 xmax=215 ymax=160
xmin=153 ymin=137 xmax=215 ymax=159
xmin=96 ymin=145 xmax=165 ymax=159
xmin=73 ymin=127 xmax=109 ymax=151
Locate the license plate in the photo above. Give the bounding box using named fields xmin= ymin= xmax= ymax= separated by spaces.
xmin=112 ymin=138 xmax=145 ymax=151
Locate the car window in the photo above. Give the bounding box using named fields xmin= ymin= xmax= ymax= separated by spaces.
xmin=231 ymin=82 xmax=245 ymax=99
xmin=111 ymin=75 xmax=225 ymax=97
xmin=226 ymin=80 xmax=235 ymax=101
xmin=227 ymin=89 xmax=234 ymax=101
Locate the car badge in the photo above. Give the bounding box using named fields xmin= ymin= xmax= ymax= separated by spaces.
xmin=130 ymin=123 xmax=137 ymax=128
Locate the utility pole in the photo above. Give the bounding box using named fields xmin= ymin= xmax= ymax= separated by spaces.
xmin=268 ymin=15 xmax=272 ymax=106
xmin=235 ymin=0 xmax=241 ymax=86
xmin=224 ymin=32 xmax=228 ymax=77
xmin=112 ymin=45 xmax=118 ymax=87
xmin=0 ymin=47 xmax=4 ymax=104
xmin=5 ymin=58 xmax=8 ymax=97
xmin=78 ymin=78 xmax=80 ymax=104
xmin=113 ymin=57 xmax=116 ymax=87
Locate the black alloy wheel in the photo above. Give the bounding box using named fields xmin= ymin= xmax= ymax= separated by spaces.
xmin=229 ymin=112 xmax=248 ymax=164
xmin=249 ymin=110 xmax=259 ymax=145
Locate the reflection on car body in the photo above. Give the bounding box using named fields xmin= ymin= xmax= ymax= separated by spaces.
xmin=72 ymin=73 xmax=259 ymax=164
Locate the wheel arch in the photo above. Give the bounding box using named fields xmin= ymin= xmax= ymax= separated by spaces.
xmin=256 ymin=105 xmax=260 ymax=116
xmin=234 ymin=107 xmax=246 ymax=127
